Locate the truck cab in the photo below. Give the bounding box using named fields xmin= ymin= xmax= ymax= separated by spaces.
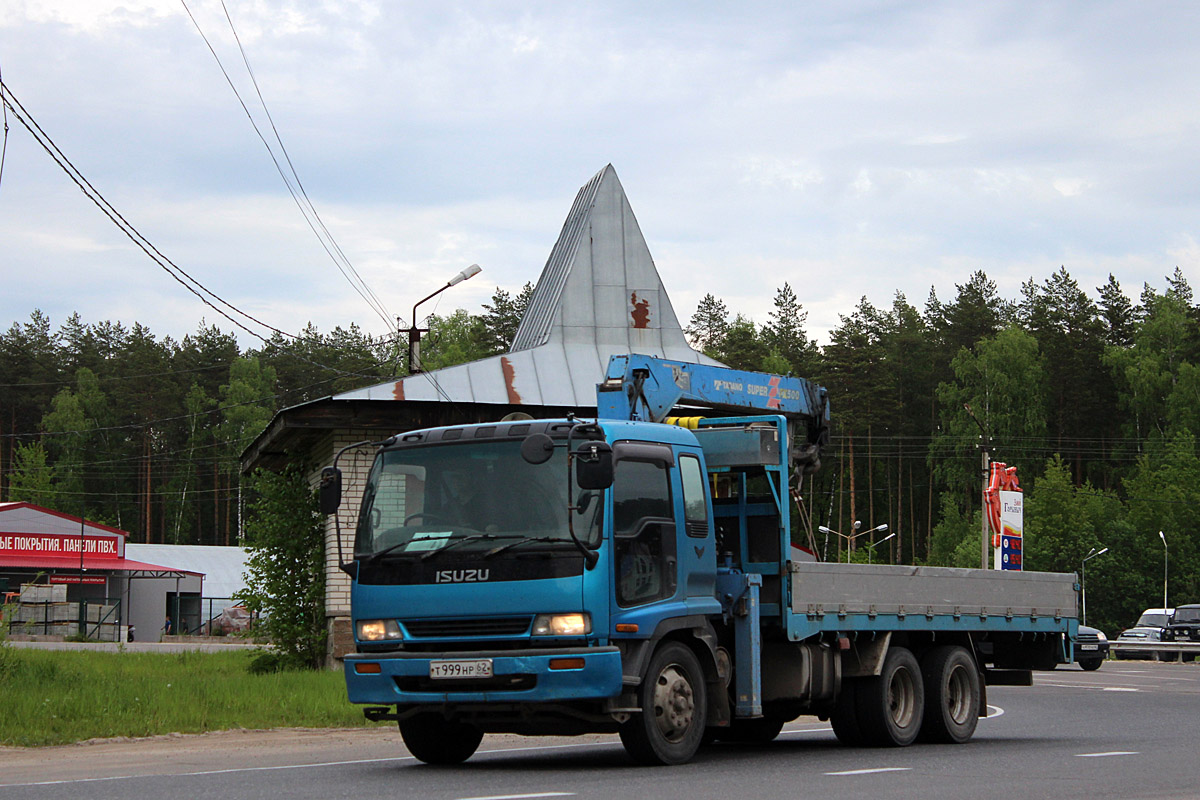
xmin=342 ymin=416 xmax=733 ymax=764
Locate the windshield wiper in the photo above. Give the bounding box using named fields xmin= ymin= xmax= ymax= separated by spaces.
xmin=483 ymin=536 xmax=576 ymax=559
xmin=365 ymin=533 xmax=457 ymax=564
xmin=420 ymin=533 xmax=522 ymax=561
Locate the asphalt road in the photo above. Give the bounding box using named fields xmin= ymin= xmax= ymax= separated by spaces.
xmin=3 ymin=661 xmax=1197 ymax=800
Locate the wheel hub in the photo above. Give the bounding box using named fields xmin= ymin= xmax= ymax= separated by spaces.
xmin=653 ymin=665 xmax=695 ymax=742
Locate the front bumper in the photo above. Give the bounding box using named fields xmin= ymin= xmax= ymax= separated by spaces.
xmin=344 ymin=646 xmax=624 ymax=705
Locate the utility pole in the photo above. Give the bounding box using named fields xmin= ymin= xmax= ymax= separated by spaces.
xmin=964 ymin=404 xmax=990 ymax=570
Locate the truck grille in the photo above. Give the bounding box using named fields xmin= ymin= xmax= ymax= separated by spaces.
xmin=1077 ymin=631 xmax=1100 ymax=644
xmin=402 ymin=616 xmax=532 ymax=638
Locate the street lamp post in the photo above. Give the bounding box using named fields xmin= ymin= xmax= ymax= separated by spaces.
xmin=1080 ymin=546 xmax=1108 ymax=626
xmin=867 ymin=532 xmax=896 ymax=565
xmin=817 ymin=522 xmax=889 ymax=563
xmin=1159 ymin=530 xmax=1168 ymax=609
xmin=405 ymin=264 xmax=482 ymax=374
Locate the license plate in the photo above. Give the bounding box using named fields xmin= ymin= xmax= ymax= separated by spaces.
xmin=1080 ymin=644 xmax=1098 ymax=651
xmin=429 ymin=659 xmax=493 ymax=679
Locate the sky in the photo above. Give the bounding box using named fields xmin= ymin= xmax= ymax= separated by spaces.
xmin=2 ymin=1 xmax=1199 ymax=351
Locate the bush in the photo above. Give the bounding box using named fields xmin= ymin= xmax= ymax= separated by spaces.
xmin=238 ymin=466 xmax=327 ymax=670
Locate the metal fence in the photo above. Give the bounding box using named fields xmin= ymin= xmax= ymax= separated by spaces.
xmin=9 ymin=599 xmax=123 ymax=641
xmin=1110 ymin=640 xmax=1200 ymax=662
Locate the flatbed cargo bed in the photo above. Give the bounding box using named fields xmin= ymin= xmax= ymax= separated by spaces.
xmin=786 ymin=561 xmax=1077 ymax=641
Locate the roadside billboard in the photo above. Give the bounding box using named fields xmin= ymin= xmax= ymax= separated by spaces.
xmin=985 ymin=463 xmax=1023 ymax=571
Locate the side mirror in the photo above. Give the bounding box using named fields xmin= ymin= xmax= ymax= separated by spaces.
xmin=319 ymin=466 xmax=342 ymax=515
xmin=574 ymin=441 xmax=614 ymax=490
xmin=521 ymin=432 xmax=555 ymax=464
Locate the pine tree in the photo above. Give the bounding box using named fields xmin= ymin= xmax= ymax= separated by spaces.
xmin=479 ymin=283 xmax=534 ymax=354
xmin=685 ymin=294 xmax=730 ymax=357
xmin=1097 ymin=274 xmax=1135 ymax=348
xmin=762 ymin=283 xmax=820 ymax=377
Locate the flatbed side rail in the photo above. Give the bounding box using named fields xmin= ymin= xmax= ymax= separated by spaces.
xmin=786 ymin=562 xmax=1078 ymax=642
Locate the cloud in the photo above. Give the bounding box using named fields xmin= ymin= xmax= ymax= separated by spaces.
xmin=3 ymin=1 xmax=1200 ymax=352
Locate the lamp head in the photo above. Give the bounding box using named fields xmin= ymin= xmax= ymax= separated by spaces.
xmin=448 ymin=263 xmax=482 ymax=286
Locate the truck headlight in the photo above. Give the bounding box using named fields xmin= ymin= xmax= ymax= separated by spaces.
xmin=356 ymin=619 xmax=402 ymax=642
xmin=532 ymin=613 xmax=591 ymax=636
xmin=1096 ymin=630 xmax=1107 ymax=642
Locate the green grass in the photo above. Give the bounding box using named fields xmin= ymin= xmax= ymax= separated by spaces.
xmin=0 ymin=647 xmax=384 ymax=747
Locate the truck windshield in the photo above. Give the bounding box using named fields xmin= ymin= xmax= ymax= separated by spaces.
xmin=355 ymin=439 xmax=601 ymax=558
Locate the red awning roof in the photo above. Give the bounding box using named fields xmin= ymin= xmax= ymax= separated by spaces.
xmin=0 ymin=554 xmax=202 ymax=578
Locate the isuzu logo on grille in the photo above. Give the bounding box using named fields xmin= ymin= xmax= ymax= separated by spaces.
xmin=435 ymin=568 xmax=490 ymax=583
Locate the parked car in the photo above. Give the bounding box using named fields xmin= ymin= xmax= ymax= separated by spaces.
xmin=1075 ymin=625 xmax=1108 ymax=670
xmin=1132 ymin=608 xmax=1175 ymax=631
xmin=1115 ymin=607 xmax=1174 ymax=661
xmin=1164 ymin=604 xmax=1200 ymax=662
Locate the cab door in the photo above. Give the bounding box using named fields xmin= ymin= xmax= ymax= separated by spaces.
xmin=610 ymin=451 xmax=678 ymax=609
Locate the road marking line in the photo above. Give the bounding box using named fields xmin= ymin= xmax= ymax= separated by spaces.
xmin=458 ymin=794 xmax=575 ymax=800
xmin=1037 ymin=683 xmax=1139 ymax=692
xmin=826 ymin=767 xmax=912 ymax=776
xmin=1075 ymin=751 xmax=1139 ymax=758
xmin=2 ymin=740 xmax=624 ymax=788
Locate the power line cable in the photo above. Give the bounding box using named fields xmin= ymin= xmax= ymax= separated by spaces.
xmin=0 ymin=360 xmax=233 ymax=388
xmin=179 ymin=0 xmax=394 ymax=333
xmin=0 ymin=81 xmax=291 ymax=343
xmin=0 ymin=372 xmax=346 ymax=440
xmin=217 ymin=0 xmax=392 ymax=327
xmin=0 ymin=54 xmax=8 ymax=194
xmin=0 ymin=81 xmax=398 ymax=384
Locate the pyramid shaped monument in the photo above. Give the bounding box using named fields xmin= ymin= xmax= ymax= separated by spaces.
xmin=335 ymin=165 xmax=719 ymax=410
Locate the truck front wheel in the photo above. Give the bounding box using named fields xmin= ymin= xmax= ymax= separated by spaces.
xmin=399 ymin=713 xmax=484 ymax=765
xmin=620 ymin=641 xmax=708 ymax=765
xmin=856 ymin=646 xmax=924 ymax=747
xmin=918 ymin=646 xmax=980 ymax=743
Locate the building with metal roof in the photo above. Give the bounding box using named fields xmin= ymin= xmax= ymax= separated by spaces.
xmin=0 ymin=502 xmax=203 ymax=641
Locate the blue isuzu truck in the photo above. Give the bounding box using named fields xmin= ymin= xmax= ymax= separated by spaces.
xmin=323 ymin=355 xmax=1078 ymax=765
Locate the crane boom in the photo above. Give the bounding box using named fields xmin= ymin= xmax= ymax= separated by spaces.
xmin=596 ymin=354 xmax=830 ymax=471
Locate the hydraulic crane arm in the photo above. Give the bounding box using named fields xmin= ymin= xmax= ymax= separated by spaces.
xmin=596 ymin=354 xmax=830 ymax=471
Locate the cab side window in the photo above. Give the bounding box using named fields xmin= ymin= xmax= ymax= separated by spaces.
xmin=613 ymin=460 xmax=676 ymax=606
xmin=679 ymin=454 xmax=709 ymax=538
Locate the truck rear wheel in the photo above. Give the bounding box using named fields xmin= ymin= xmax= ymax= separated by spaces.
xmin=856 ymin=646 xmax=924 ymax=747
xmin=399 ymin=713 xmax=484 ymax=764
xmin=830 ymin=677 xmax=866 ymax=746
xmin=619 ymin=641 xmax=708 ymax=765
xmin=918 ymin=646 xmax=980 ymax=744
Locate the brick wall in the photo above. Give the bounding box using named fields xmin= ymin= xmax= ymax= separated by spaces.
xmin=305 ymin=429 xmax=394 ymax=663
